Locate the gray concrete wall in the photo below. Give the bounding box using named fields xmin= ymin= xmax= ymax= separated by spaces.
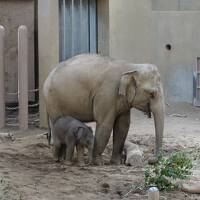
xmin=152 ymin=0 xmax=200 ymax=11
xmin=0 ymin=0 xmax=35 ymax=102
xmin=152 ymin=11 xmax=200 ymax=103
xmin=109 ymin=0 xmax=200 ymax=103
xmin=38 ymin=0 xmax=59 ymax=127
xmin=109 ymin=0 xmax=153 ymax=63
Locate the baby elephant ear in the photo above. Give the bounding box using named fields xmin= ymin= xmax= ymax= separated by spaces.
xmin=74 ymin=127 xmax=84 ymax=141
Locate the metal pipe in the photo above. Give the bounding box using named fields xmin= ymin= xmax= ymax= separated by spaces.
xmin=148 ymin=187 xmax=159 ymax=200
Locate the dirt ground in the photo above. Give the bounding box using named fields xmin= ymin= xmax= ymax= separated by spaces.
xmin=0 ymin=102 xmax=200 ymax=200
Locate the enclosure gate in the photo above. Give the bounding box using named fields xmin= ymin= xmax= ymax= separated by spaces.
xmin=194 ymin=57 xmax=200 ymax=106
xmin=0 ymin=25 xmax=38 ymax=130
xmin=59 ymin=0 xmax=97 ymax=61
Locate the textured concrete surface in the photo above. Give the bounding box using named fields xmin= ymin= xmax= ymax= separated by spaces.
xmin=38 ymin=0 xmax=59 ymax=127
xmin=0 ymin=0 xmax=35 ymax=102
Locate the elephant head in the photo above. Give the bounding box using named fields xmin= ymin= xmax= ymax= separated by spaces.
xmin=119 ymin=64 xmax=165 ymax=156
xmin=74 ymin=126 xmax=94 ymax=161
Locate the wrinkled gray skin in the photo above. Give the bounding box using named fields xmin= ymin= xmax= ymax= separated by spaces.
xmin=52 ymin=116 xmax=94 ymax=164
xmin=43 ymin=54 xmax=165 ymax=165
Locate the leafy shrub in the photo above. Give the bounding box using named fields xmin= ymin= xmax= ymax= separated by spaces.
xmin=144 ymin=151 xmax=193 ymax=191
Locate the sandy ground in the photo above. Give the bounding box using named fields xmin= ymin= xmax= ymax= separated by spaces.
xmin=0 ymin=102 xmax=200 ymax=200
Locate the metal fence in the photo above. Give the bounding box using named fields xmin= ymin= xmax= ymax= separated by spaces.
xmin=0 ymin=25 xmax=39 ymax=130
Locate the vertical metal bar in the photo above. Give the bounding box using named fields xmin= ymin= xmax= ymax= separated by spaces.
xmin=89 ymin=0 xmax=97 ymax=53
xmin=71 ymin=0 xmax=74 ymax=55
xmin=65 ymin=0 xmax=72 ymax=59
xmin=80 ymin=0 xmax=89 ymax=53
xmin=0 ymin=26 xmax=5 ymax=128
xmin=59 ymin=0 xmax=63 ymax=61
xmin=80 ymin=0 xmax=83 ymax=52
xmin=197 ymin=58 xmax=200 ymax=104
xmin=63 ymin=0 xmax=66 ymax=60
xmin=18 ymin=25 xmax=28 ymax=130
xmin=71 ymin=0 xmax=81 ymax=56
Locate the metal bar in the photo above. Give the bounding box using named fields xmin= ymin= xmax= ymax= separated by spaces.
xmin=6 ymin=106 xmax=19 ymax=111
xmin=28 ymin=88 xmax=39 ymax=93
xmin=0 ymin=25 xmax=5 ymax=128
xmin=71 ymin=0 xmax=75 ymax=55
xmin=63 ymin=0 xmax=66 ymax=60
xmin=18 ymin=25 xmax=28 ymax=130
xmin=6 ymin=92 xmax=18 ymax=96
xmin=80 ymin=0 xmax=89 ymax=53
xmin=28 ymin=103 xmax=39 ymax=108
xmin=89 ymin=0 xmax=97 ymax=53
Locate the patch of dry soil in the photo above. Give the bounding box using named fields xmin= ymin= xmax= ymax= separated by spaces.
xmin=0 ymin=102 xmax=200 ymax=200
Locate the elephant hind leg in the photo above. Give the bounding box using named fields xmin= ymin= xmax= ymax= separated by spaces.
xmin=111 ymin=111 xmax=130 ymax=165
xmin=59 ymin=144 xmax=67 ymax=160
xmin=53 ymin=143 xmax=62 ymax=162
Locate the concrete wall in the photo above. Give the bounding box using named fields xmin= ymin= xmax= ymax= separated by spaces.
xmin=108 ymin=0 xmax=200 ymax=103
xmin=152 ymin=11 xmax=200 ymax=102
xmin=0 ymin=0 xmax=35 ymax=102
xmin=109 ymin=0 xmax=153 ymax=63
xmin=152 ymin=0 xmax=200 ymax=11
xmin=38 ymin=0 xmax=59 ymax=127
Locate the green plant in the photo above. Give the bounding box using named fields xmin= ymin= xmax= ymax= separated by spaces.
xmin=144 ymin=151 xmax=193 ymax=191
xmin=0 ymin=177 xmax=23 ymax=200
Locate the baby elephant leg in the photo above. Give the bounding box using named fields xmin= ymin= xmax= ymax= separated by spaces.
xmin=53 ymin=144 xmax=62 ymax=162
xmin=65 ymin=142 xmax=75 ymax=163
xmin=60 ymin=144 xmax=67 ymax=160
xmin=76 ymin=144 xmax=85 ymax=166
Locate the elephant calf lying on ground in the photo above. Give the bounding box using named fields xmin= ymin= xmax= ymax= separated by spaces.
xmin=52 ymin=116 xmax=94 ymax=165
xmin=43 ymin=54 xmax=165 ymax=165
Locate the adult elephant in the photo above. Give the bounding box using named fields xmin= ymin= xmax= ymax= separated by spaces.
xmin=43 ymin=54 xmax=165 ymax=165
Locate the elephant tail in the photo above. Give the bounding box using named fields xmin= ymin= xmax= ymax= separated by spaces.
xmin=46 ymin=111 xmax=52 ymax=145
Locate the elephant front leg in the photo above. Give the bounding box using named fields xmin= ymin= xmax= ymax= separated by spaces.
xmin=111 ymin=111 xmax=130 ymax=165
xmin=76 ymin=144 xmax=85 ymax=166
xmin=65 ymin=142 xmax=75 ymax=164
xmin=93 ymin=124 xmax=113 ymax=165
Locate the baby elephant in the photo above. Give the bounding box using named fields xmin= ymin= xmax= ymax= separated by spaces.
xmin=52 ymin=116 xmax=94 ymax=165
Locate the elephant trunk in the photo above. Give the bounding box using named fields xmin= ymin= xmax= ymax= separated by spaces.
xmin=150 ymin=92 xmax=165 ymax=156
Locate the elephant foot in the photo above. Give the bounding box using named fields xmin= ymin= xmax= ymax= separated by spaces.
xmin=65 ymin=160 xmax=73 ymax=166
xmin=93 ymin=156 xmax=104 ymax=166
xmin=110 ymin=156 xmax=121 ymax=165
xmin=77 ymin=161 xmax=85 ymax=167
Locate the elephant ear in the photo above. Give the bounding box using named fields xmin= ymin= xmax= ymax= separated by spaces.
xmin=119 ymin=71 xmax=137 ymax=104
xmin=74 ymin=127 xmax=85 ymax=141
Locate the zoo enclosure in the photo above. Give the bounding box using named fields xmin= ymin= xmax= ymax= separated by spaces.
xmin=0 ymin=25 xmax=39 ymax=130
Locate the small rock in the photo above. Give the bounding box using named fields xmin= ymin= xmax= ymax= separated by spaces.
xmin=0 ymin=132 xmax=15 ymax=142
xmin=124 ymin=141 xmax=143 ymax=167
xmin=101 ymin=183 xmax=110 ymax=193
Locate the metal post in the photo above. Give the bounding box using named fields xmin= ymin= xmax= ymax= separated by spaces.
xmin=18 ymin=25 xmax=28 ymax=130
xmin=148 ymin=187 xmax=159 ymax=200
xmin=0 ymin=26 xmax=5 ymax=128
